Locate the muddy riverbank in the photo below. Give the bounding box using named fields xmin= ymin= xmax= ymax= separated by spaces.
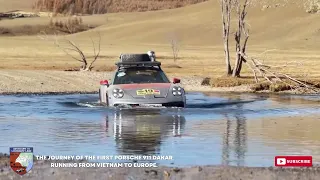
xmin=1 ymin=154 xmax=320 ymax=180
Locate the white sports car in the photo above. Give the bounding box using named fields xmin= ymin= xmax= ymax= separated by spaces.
xmin=99 ymin=52 xmax=186 ymax=107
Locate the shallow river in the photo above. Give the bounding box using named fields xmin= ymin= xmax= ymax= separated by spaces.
xmin=0 ymin=92 xmax=319 ymax=167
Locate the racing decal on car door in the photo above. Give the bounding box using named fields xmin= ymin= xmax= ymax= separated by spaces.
xmin=136 ymin=89 xmax=160 ymax=95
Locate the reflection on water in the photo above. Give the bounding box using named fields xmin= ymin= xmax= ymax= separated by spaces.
xmin=0 ymin=92 xmax=319 ymax=167
xmin=221 ymin=98 xmax=248 ymax=166
xmin=107 ymin=109 xmax=185 ymax=154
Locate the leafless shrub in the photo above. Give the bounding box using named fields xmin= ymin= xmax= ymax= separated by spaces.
xmin=0 ymin=27 xmax=11 ymax=35
xmin=33 ymin=0 xmax=111 ymax=15
xmin=201 ymin=77 xmax=211 ymax=86
xmin=49 ymin=16 xmax=88 ymax=34
xmin=169 ymin=34 xmax=180 ymax=62
xmin=38 ymin=31 xmax=102 ymax=71
xmin=32 ymin=0 xmax=207 ymax=15
xmin=304 ymin=0 xmax=320 ymax=13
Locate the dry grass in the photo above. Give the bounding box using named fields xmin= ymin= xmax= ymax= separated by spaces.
xmin=250 ymin=82 xmax=271 ymax=91
xmin=200 ymin=76 xmax=255 ymax=87
xmin=0 ymin=0 xmax=318 ymax=84
xmin=249 ymin=79 xmax=320 ymax=92
xmin=201 ymin=76 xmax=320 ymax=92
xmin=250 ymin=82 xmax=292 ymax=92
xmin=0 ymin=24 xmax=51 ymax=36
xmin=32 ymin=0 xmax=207 ymax=15
xmin=0 ymin=16 xmax=93 ymax=36
xmin=306 ymin=79 xmax=320 ymax=88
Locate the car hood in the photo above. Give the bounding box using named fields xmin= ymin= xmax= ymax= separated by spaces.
xmin=116 ymin=83 xmax=171 ymax=98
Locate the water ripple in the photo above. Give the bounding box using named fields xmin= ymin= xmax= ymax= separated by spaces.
xmin=0 ymin=92 xmax=319 ymax=167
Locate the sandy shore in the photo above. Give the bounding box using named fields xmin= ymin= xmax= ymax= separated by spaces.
xmin=0 ymin=70 xmax=252 ymax=95
xmin=1 ymin=154 xmax=319 ymax=180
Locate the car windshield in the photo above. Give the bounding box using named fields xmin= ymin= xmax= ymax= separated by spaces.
xmin=113 ymin=67 xmax=170 ymax=84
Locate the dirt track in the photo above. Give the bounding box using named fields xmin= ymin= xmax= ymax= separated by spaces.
xmin=1 ymin=154 xmax=320 ymax=180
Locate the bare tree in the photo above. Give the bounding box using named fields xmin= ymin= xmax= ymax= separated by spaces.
xmin=220 ymin=0 xmax=233 ymax=75
xmin=219 ymin=0 xmax=251 ymax=77
xmin=218 ymin=0 xmax=300 ymax=77
xmin=233 ymin=0 xmax=320 ymax=92
xmin=169 ymin=34 xmax=180 ymax=62
xmin=232 ymin=0 xmax=250 ymax=77
xmin=38 ymin=31 xmax=101 ymax=71
xmin=230 ymin=0 xmax=314 ymax=78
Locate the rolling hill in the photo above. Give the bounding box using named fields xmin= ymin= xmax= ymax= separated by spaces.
xmin=0 ymin=0 xmax=319 ymax=77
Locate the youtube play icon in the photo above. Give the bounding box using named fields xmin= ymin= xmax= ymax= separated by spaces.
xmin=276 ymin=158 xmax=286 ymax=165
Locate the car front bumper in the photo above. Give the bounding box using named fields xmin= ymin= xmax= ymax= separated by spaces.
xmin=109 ymin=96 xmax=186 ymax=107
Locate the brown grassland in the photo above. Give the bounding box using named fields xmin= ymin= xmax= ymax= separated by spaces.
xmin=0 ymin=0 xmax=319 ymax=93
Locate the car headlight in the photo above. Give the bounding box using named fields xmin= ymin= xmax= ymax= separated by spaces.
xmin=113 ymin=88 xmax=124 ymax=98
xmin=172 ymin=86 xmax=183 ymax=96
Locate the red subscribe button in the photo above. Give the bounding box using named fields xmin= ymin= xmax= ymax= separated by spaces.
xmin=275 ymin=156 xmax=313 ymax=167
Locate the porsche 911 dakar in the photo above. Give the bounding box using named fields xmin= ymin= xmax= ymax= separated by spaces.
xmin=98 ymin=51 xmax=186 ymax=107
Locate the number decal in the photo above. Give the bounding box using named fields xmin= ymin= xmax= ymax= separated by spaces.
xmin=136 ymin=89 xmax=160 ymax=95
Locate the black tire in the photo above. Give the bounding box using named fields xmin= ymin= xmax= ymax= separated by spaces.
xmin=98 ymin=89 xmax=101 ymax=102
xmin=120 ymin=54 xmax=151 ymax=62
xmin=105 ymin=93 xmax=109 ymax=106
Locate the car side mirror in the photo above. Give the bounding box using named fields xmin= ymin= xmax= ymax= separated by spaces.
xmin=173 ymin=78 xmax=180 ymax=84
xmin=100 ymin=80 xmax=109 ymax=86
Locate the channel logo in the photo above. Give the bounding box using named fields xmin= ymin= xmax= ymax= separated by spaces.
xmin=275 ymin=156 xmax=312 ymax=167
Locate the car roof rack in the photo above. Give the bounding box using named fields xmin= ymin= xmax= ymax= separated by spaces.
xmin=115 ymin=61 xmax=161 ymax=67
xmin=115 ymin=53 xmax=161 ymax=68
